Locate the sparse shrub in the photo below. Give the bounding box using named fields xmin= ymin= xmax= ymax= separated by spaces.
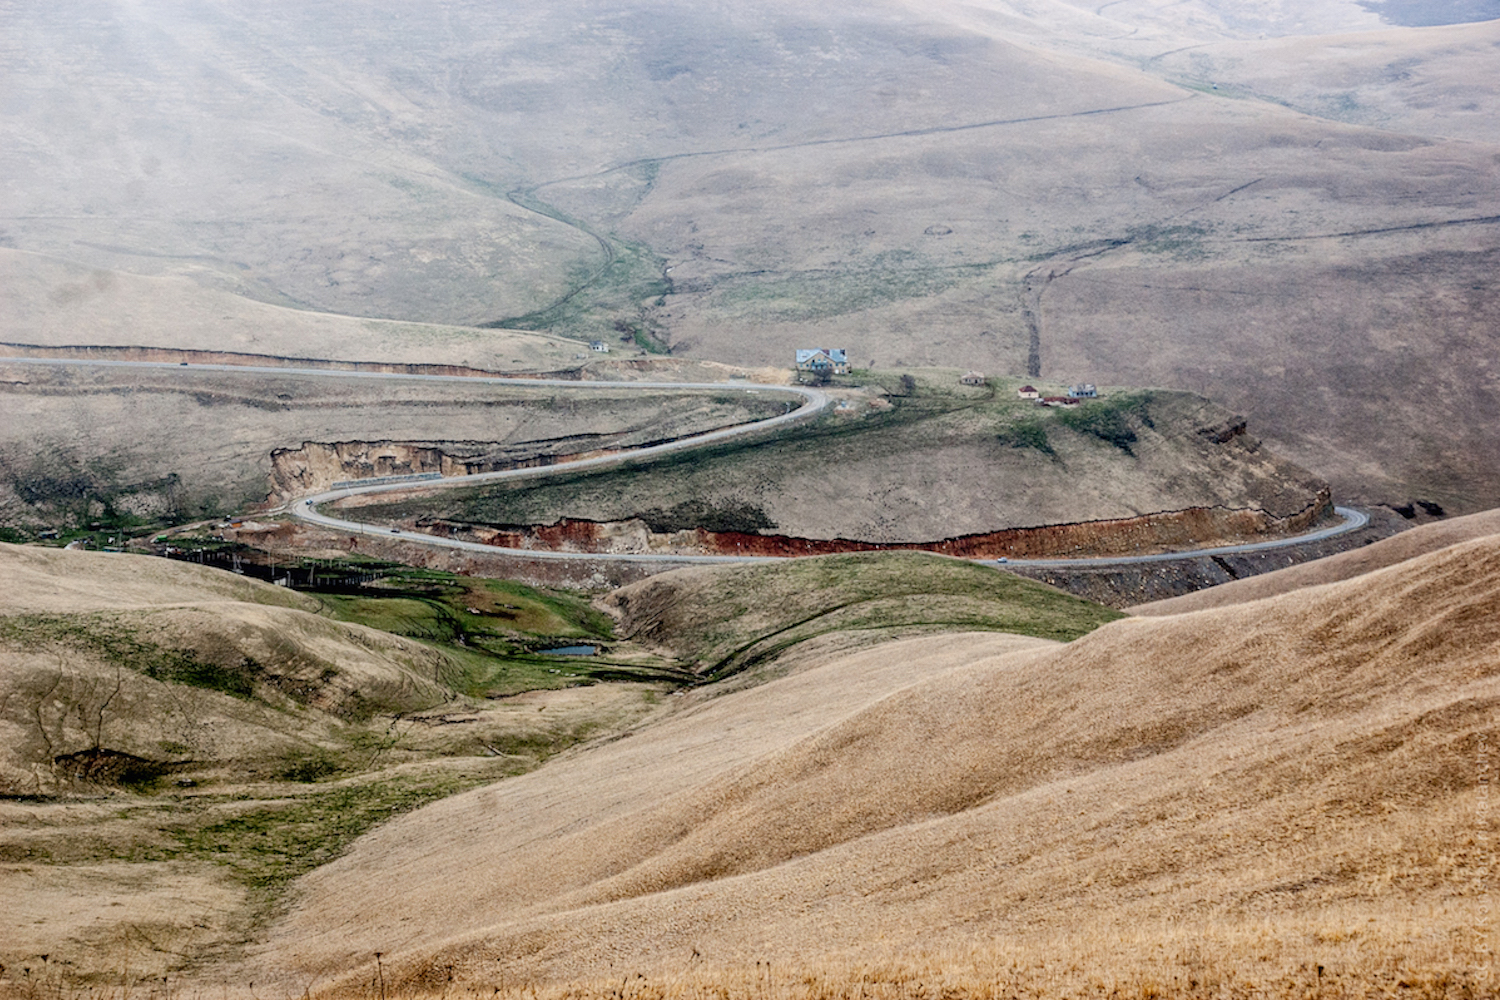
xmin=640 ymin=499 xmax=775 ymax=534
xmin=997 ymin=418 xmax=1054 ymax=456
xmin=1058 ymin=396 xmax=1144 ymax=453
xmin=278 ymin=748 xmax=342 ymax=783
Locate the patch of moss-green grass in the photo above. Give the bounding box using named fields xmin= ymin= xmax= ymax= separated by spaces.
xmin=997 ymin=417 xmax=1055 ymax=456
xmin=483 ymin=188 xmax=672 ymax=343
xmin=310 ymin=565 xmax=611 ymax=640
xmin=0 ymin=613 xmax=261 ymax=699
xmin=308 ymin=569 xmax=689 ymax=696
xmin=623 ymin=552 xmax=1124 ymax=681
xmin=639 ymin=498 xmax=776 ymax=534
xmin=161 ymin=766 xmax=517 ymax=899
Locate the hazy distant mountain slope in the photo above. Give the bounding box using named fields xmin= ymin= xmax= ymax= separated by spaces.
xmin=0 ymin=250 xmax=582 ymax=369
xmin=0 ymin=1 xmax=601 ymax=324
xmin=0 ymin=0 xmax=1158 ymax=324
xmin=262 ymin=531 xmax=1499 ymax=993
xmin=1148 ymin=19 xmax=1500 ymax=142
xmin=4 ymin=0 xmax=1497 ymax=514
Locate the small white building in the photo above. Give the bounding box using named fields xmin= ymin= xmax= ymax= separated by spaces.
xmin=1068 ymin=383 xmax=1098 ymax=398
xmin=959 ymin=371 xmax=986 ymax=386
xmin=1017 ymin=385 xmax=1040 ymax=399
xmin=589 ymin=340 xmax=610 ymax=353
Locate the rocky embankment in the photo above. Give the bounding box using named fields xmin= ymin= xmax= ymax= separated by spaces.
xmin=269 ymin=440 xmax=618 ymax=499
xmin=420 ymin=493 xmax=1332 ymax=562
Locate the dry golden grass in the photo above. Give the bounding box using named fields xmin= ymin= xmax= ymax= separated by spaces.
xmin=1131 ymin=507 xmax=1500 ymax=616
xmin=0 ymin=250 xmax=584 ymax=371
xmin=0 ymin=542 xmax=320 ymax=615
xmin=214 ymin=532 xmax=1500 ymax=999
xmin=0 ymin=543 xmax=677 ymax=980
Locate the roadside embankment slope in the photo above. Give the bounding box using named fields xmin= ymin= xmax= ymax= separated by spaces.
xmin=365 ymin=383 xmax=1333 ymax=555
xmin=1131 ymin=506 xmax=1500 ymax=615
xmin=258 ymin=532 xmax=1500 ymax=996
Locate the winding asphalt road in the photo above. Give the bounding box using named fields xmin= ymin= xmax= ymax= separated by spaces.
xmin=5 ymin=356 xmax=1369 ymax=567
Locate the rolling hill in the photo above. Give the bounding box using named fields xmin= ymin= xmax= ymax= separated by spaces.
xmin=252 ymin=528 xmax=1500 ymax=998
xmin=0 ymin=543 xmax=1125 ymax=986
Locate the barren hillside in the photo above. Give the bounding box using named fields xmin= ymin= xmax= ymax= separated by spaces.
xmin=3 ymin=0 xmax=1497 ymax=515
xmin=256 ymin=531 xmax=1500 ymax=996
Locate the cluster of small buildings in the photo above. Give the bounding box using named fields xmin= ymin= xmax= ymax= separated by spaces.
xmin=788 ymin=352 xmax=1101 ymax=405
xmin=1017 ymin=382 xmax=1097 ymax=406
xmin=959 ymin=374 xmax=1100 ymax=405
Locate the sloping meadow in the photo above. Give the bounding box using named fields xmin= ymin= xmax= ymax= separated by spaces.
xmin=262 ymin=533 xmax=1500 ymax=998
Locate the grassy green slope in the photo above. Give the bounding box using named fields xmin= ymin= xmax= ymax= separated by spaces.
xmin=604 ymin=552 xmax=1124 ymax=681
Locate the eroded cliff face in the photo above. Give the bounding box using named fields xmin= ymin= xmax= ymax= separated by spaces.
xmin=418 ymin=491 xmax=1332 ymax=561
xmin=269 ymin=440 xmax=612 ymax=498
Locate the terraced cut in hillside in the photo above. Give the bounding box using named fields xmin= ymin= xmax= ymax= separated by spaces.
xmin=0 ymin=360 xmax=784 ymax=540
xmin=253 ymin=530 xmax=1500 ymax=999
xmin=354 ymin=375 xmax=1332 ymax=557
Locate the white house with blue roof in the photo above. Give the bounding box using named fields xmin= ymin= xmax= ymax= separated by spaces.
xmin=795 ymin=348 xmax=850 ymax=375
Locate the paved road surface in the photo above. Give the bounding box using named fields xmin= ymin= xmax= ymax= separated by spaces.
xmin=5 ymin=356 xmax=1368 ymax=567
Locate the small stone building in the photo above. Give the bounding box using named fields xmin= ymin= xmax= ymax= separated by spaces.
xmin=959 ymin=371 xmax=986 ymax=386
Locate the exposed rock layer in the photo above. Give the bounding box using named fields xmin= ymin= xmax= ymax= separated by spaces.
xmin=431 ymin=492 xmax=1333 ymax=561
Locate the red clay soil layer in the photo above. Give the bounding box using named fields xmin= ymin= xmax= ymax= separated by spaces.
xmin=446 ymin=493 xmax=1333 ymax=561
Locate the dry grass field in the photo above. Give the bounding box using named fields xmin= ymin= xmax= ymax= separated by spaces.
xmin=0 ymin=545 xmax=1126 ymax=990
xmin=219 ymin=528 xmax=1500 ymax=999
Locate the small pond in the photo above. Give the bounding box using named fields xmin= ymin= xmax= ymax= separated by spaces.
xmin=537 ymin=645 xmax=599 ymax=657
